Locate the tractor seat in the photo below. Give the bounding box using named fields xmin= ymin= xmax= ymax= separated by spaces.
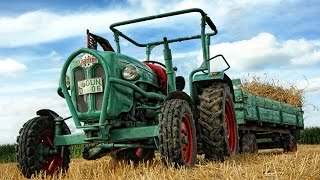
xmin=144 ymin=63 xmax=167 ymax=93
xmin=144 ymin=62 xmax=186 ymax=93
xmin=175 ymin=76 xmax=185 ymax=91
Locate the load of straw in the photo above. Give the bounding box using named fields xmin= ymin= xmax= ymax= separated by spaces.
xmin=240 ymin=76 xmax=303 ymax=107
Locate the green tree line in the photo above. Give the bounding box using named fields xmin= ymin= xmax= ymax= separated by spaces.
xmin=0 ymin=144 xmax=83 ymax=164
xmin=299 ymin=127 xmax=320 ymax=144
xmin=0 ymin=144 xmax=15 ymax=163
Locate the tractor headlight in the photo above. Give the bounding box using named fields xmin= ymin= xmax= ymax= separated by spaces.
xmin=60 ymin=75 xmax=70 ymax=89
xmin=122 ymin=64 xmax=140 ymax=81
xmin=66 ymin=75 xmax=70 ymax=89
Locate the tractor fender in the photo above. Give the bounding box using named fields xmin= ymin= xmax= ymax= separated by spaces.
xmin=222 ymin=74 xmax=235 ymax=100
xmin=166 ymin=91 xmax=201 ymax=141
xmin=57 ymin=86 xmax=65 ymax=98
xmin=36 ymin=109 xmax=71 ymax=135
xmin=193 ymin=74 xmax=235 ymax=101
xmin=36 ymin=109 xmax=62 ymax=119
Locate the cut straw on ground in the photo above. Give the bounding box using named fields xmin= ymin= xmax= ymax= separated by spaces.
xmin=0 ymin=145 xmax=319 ymax=180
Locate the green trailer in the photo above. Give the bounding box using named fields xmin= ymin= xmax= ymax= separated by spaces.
xmin=15 ymin=8 xmax=303 ymax=178
xmin=232 ymin=79 xmax=303 ymax=153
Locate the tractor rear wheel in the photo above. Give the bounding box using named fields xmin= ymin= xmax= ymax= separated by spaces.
xmin=159 ymin=99 xmax=197 ymax=166
xmin=112 ymin=148 xmax=155 ymax=164
xmin=241 ymin=134 xmax=258 ymax=153
xmin=199 ymin=83 xmax=239 ymax=161
xmin=283 ymin=134 xmax=297 ymax=152
xmin=16 ymin=116 xmax=71 ymax=178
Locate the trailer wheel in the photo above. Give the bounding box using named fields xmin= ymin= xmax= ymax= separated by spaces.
xmin=16 ymin=116 xmax=71 ymax=178
xmin=159 ymin=99 xmax=197 ymax=166
xmin=283 ymin=134 xmax=297 ymax=152
xmin=199 ymin=83 xmax=239 ymax=160
xmin=112 ymin=148 xmax=155 ymax=164
xmin=241 ymin=134 xmax=258 ymax=153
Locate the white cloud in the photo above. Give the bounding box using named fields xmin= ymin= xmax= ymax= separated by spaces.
xmin=302 ymin=108 xmax=320 ymax=127
xmin=128 ymin=0 xmax=166 ymax=14
xmin=0 ymin=0 xmax=287 ymax=48
xmin=0 ymin=81 xmax=57 ymax=94
xmin=0 ymin=96 xmax=68 ymax=118
xmin=10 ymin=50 xmax=65 ymax=63
xmin=203 ymin=33 xmax=320 ymax=71
xmin=302 ymin=92 xmax=320 ymax=127
xmin=298 ymin=77 xmax=320 ymax=93
xmin=291 ymin=50 xmax=320 ymax=65
xmin=35 ymin=67 xmax=61 ymax=73
xmin=0 ymin=9 xmax=140 ymax=47
xmin=48 ymin=51 xmax=63 ymax=62
xmin=0 ymin=58 xmax=27 ymax=75
xmin=148 ymin=50 xmax=198 ymax=63
xmin=0 ymin=94 xmax=75 ymax=144
xmin=171 ymin=0 xmax=281 ymax=12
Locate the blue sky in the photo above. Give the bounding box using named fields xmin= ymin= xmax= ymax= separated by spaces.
xmin=0 ymin=0 xmax=319 ymax=144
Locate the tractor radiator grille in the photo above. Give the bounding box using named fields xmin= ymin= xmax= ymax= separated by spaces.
xmin=74 ymin=68 xmax=88 ymax=112
xmin=93 ymin=65 xmax=105 ymax=110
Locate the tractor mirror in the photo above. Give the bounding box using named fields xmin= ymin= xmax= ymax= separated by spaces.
xmin=209 ymin=54 xmax=230 ymax=72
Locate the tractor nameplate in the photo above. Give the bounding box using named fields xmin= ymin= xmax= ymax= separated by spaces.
xmin=78 ymin=53 xmax=98 ymax=68
xmin=78 ymin=77 xmax=103 ymax=95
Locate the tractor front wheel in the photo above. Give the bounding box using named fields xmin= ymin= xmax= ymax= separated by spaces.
xmin=159 ymin=99 xmax=197 ymax=167
xmin=16 ymin=116 xmax=71 ymax=178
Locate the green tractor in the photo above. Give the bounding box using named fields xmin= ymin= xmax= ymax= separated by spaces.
xmin=16 ymin=8 xmax=238 ymax=178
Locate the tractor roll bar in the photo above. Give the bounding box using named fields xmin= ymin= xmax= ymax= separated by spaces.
xmin=205 ymin=16 xmax=217 ymax=33
xmin=109 ymin=8 xmax=218 ymax=50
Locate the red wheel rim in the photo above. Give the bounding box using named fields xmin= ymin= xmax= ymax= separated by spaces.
xmin=180 ymin=113 xmax=194 ymax=165
xmin=225 ymin=99 xmax=237 ymax=153
xmin=290 ymin=139 xmax=297 ymax=152
xmin=135 ymin=148 xmax=143 ymax=157
xmin=39 ymin=131 xmax=63 ymax=175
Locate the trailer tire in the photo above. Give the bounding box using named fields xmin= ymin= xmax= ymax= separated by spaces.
xmin=283 ymin=134 xmax=297 ymax=152
xmin=199 ymin=83 xmax=239 ymax=161
xmin=159 ymin=99 xmax=197 ymax=166
xmin=241 ymin=134 xmax=258 ymax=153
xmin=16 ymin=116 xmax=71 ymax=178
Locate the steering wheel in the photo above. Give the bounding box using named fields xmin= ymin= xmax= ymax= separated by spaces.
xmin=143 ymin=61 xmax=166 ymax=68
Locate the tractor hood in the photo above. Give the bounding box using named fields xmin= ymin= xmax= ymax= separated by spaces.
xmin=65 ymin=49 xmax=159 ymax=121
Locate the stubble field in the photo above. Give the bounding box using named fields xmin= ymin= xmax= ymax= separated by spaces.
xmin=0 ymin=145 xmax=319 ymax=180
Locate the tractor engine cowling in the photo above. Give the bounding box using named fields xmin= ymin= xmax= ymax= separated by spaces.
xmin=66 ymin=50 xmax=160 ymax=121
